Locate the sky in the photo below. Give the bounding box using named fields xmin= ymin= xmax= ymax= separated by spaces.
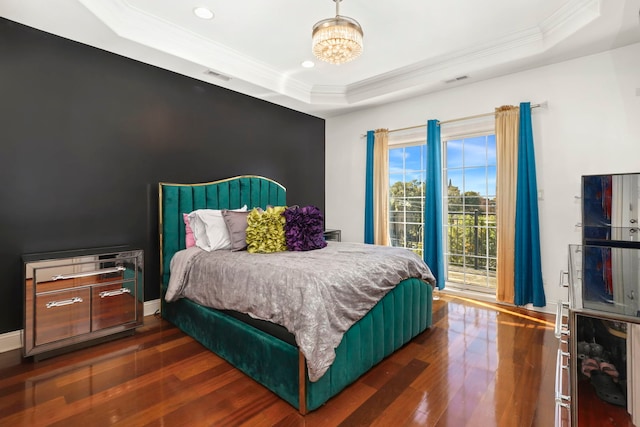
xmin=389 ymin=134 xmax=496 ymax=197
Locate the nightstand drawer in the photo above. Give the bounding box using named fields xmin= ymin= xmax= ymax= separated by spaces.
xmin=35 ymin=287 xmax=91 ymax=346
xmin=92 ymin=281 xmax=139 ymax=331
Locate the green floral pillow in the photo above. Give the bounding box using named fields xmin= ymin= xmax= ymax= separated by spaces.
xmin=246 ymin=206 xmax=287 ymax=253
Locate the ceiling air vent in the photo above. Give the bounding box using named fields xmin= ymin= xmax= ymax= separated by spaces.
xmin=444 ymin=75 xmax=469 ymax=84
xmin=204 ymin=70 xmax=231 ymax=82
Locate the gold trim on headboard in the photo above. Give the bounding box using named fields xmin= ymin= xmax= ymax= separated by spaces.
xmin=158 ymin=174 xmax=286 ymax=190
xmin=158 ymin=182 xmax=164 ymax=311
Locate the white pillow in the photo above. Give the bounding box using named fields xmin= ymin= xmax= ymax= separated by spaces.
xmin=187 ymin=205 xmax=247 ymax=251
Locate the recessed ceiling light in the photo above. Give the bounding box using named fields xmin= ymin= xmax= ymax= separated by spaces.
xmin=301 ymin=61 xmax=315 ymax=68
xmin=193 ymin=7 xmax=214 ymax=20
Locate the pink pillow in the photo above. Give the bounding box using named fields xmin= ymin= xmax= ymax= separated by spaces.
xmin=183 ymin=213 xmax=196 ymax=248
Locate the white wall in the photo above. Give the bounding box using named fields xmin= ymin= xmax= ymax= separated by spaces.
xmin=325 ymin=42 xmax=640 ymax=311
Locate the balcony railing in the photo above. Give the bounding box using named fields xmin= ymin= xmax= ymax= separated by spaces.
xmin=390 ymin=209 xmax=497 ymax=288
xmin=447 ymin=210 xmax=497 ymax=272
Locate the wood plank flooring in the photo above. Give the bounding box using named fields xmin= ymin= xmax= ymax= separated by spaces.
xmin=0 ymin=294 xmax=629 ymax=426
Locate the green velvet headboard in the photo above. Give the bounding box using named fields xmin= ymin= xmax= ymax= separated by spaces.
xmin=158 ymin=175 xmax=286 ymax=289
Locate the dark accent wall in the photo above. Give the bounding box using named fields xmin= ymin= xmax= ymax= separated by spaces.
xmin=0 ymin=19 xmax=325 ymax=334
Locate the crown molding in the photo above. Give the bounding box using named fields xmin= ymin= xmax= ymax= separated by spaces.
xmin=345 ymin=28 xmax=543 ymax=104
xmin=78 ymin=0 xmax=312 ymax=103
xmin=540 ymin=0 xmax=601 ymax=41
xmin=310 ymin=85 xmax=349 ymax=105
xmin=344 ymin=0 xmax=600 ymax=105
xmin=78 ymin=0 xmax=600 ymax=109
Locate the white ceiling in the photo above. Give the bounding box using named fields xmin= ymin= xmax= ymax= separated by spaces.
xmin=2 ymin=0 xmax=640 ymax=118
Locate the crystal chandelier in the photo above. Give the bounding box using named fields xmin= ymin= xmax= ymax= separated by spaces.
xmin=312 ymin=0 xmax=363 ymax=65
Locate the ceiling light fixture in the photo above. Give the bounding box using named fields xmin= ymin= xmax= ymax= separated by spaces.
xmin=193 ymin=7 xmax=214 ymax=20
xmin=312 ymin=0 xmax=363 ymax=65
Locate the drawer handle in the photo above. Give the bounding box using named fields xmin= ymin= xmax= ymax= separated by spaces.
xmin=99 ymin=288 xmax=131 ymax=298
xmin=46 ymin=296 xmax=83 ymax=308
xmin=555 ymin=349 xmax=571 ymax=406
xmin=554 ymin=300 xmax=570 ymax=338
xmin=558 ymin=270 xmax=568 ymax=288
xmin=555 ymin=401 xmax=570 ymax=427
xmin=52 ymin=266 xmax=126 ymax=281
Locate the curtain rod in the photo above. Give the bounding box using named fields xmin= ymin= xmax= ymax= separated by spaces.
xmin=363 ymin=102 xmax=547 ymax=137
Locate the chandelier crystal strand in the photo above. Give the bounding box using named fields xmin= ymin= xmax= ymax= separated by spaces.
xmin=312 ymin=0 xmax=363 ymax=65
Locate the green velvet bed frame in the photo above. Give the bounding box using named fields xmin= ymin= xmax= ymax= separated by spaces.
xmin=159 ymin=175 xmax=433 ymax=413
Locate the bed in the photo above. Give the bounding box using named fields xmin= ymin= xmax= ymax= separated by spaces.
xmin=159 ymin=175 xmax=435 ymax=413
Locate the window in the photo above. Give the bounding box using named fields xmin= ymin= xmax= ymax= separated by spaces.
xmin=388 ymin=144 xmax=426 ymax=256
xmin=443 ymin=133 xmax=497 ymax=291
xmin=387 ymin=130 xmax=497 ymax=291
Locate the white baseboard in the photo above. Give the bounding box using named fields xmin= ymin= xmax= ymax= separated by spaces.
xmin=0 ymin=330 xmax=22 ymax=354
xmin=144 ymin=298 xmax=161 ymax=317
xmin=0 ymin=298 xmax=161 ymax=354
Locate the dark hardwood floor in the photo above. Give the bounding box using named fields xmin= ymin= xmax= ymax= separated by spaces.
xmin=0 ymin=294 xmax=631 ymax=426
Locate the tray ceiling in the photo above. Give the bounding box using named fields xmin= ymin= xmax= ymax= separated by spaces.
xmin=2 ymin=0 xmax=639 ymax=117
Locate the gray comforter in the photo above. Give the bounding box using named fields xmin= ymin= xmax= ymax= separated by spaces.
xmin=165 ymin=241 xmax=436 ymax=381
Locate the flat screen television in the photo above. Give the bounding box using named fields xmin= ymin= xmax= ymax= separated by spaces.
xmin=578 ymin=173 xmax=640 ymax=317
xmin=582 ymin=173 xmax=640 ymax=247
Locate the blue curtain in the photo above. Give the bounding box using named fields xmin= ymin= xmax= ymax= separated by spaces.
xmin=364 ymin=130 xmax=375 ymax=244
xmin=514 ymin=103 xmax=546 ymax=306
xmin=424 ymin=120 xmax=445 ymax=289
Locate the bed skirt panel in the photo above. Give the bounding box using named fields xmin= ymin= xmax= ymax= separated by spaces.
xmin=162 ymin=277 xmax=432 ymax=412
xmin=305 ymin=277 xmax=432 ymax=410
xmin=160 ymin=177 xmax=433 ymax=412
xmin=163 ymin=297 xmax=301 ymax=408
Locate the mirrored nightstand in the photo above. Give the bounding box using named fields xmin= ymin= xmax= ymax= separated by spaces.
xmin=323 ymin=229 xmax=341 ymax=242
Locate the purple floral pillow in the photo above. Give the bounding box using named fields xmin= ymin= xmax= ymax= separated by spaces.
xmin=283 ymin=205 xmax=328 ymax=251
